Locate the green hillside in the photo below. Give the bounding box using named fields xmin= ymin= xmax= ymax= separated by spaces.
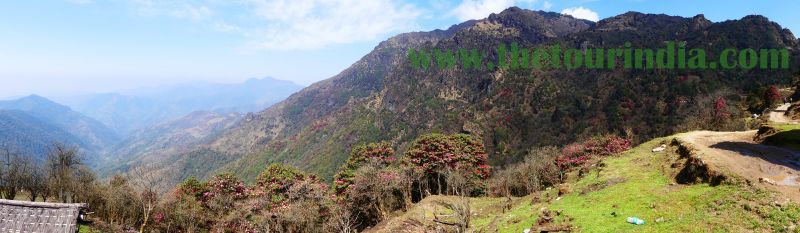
xmin=371 ymin=135 xmax=800 ymax=232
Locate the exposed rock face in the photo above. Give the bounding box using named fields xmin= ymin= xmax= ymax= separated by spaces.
xmin=690 ymin=14 xmax=712 ymax=30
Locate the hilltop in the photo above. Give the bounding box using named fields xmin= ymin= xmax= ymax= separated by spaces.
xmin=206 ymin=7 xmax=800 ymax=183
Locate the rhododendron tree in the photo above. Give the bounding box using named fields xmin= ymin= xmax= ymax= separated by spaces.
xmin=205 ymin=173 xmax=248 ymax=201
xmin=252 ymin=164 xmax=333 ymax=232
xmin=403 ymin=133 xmax=491 ymax=197
xmin=333 ymin=142 xmax=395 ymax=195
xmin=342 ymin=164 xmax=408 ymax=229
xmin=556 ymin=135 xmax=631 ymax=169
xmin=556 ymin=143 xmax=591 ymax=169
xmin=174 ymin=176 xmax=208 ymax=201
xmin=765 ymin=85 xmax=783 ymax=108
xmin=255 ymin=163 xmax=319 ymax=206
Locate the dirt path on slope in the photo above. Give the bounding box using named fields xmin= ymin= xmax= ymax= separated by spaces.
xmin=769 ymin=103 xmax=799 ymax=124
xmin=678 ymin=130 xmax=800 ymax=201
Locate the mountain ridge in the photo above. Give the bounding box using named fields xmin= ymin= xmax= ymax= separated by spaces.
xmin=101 ymin=8 xmax=800 ymax=186
xmin=56 ymin=77 xmax=304 ymax=136
xmin=0 ymin=95 xmax=120 ymax=159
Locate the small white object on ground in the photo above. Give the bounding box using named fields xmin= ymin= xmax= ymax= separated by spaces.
xmin=627 ymin=217 xmax=645 ymax=225
xmin=651 ymin=144 xmax=667 ymax=152
xmin=759 ymin=177 xmax=777 ymax=185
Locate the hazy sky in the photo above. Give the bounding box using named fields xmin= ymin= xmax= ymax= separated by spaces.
xmin=1 ymin=0 xmax=798 ymax=98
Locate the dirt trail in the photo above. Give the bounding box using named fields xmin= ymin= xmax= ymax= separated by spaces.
xmin=769 ymin=103 xmax=798 ymax=124
xmin=678 ymin=104 xmax=800 ymax=201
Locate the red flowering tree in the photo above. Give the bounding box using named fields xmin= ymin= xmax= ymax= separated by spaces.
xmin=403 ymin=133 xmax=491 ymax=196
xmin=254 ymin=163 xmax=318 ymax=206
xmin=714 ymin=97 xmax=730 ymax=119
xmin=329 ymin=142 xmax=408 ymax=229
xmin=202 ymin=174 xmax=253 ymax=232
xmin=250 ymin=164 xmax=331 ymax=232
xmin=556 ymin=143 xmax=590 ymax=169
xmin=333 ymin=142 xmax=395 ymax=195
xmin=203 ymin=174 xmax=248 ymax=211
xmin=765 ymin=85 xmax=783 ymax=108
xmin=556 ymin=135 xmax=631 ymax=169
xmin=712 ymin=96 xmax=731 ymax=128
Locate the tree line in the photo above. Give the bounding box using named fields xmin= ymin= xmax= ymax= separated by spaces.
xmin=0 ymin=142 xmax=92 ymax=203
xmin=0 ymin=132 xmax=632 ymax=232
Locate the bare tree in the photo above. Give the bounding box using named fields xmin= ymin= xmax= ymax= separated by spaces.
xmin=72 ymin=166 xmax=97 ymax=203
xmin=442 ymin=170 xmax=473 ymax=232
xmin=1 ymin=146 xmax=33 ymax=200
xmin=46 ymin=143 xmax=82 ymax=203
xmin=434 ymin=197 xmax=471 ymax=233
xmin=103 ymin=174 xmax=138 ymax=226
xmin=128 ymin=164 xmax=166 ymax=233
xmin=24 ymin=166 xmax=47 ymax=201
xmin=326 ymin=205 xmax=358 ymax=233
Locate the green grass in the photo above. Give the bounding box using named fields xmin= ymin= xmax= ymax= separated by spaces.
xmin=376 ymin=135 xmax=800 ymax=232
xmin=544 ymin=137 xmax=800 ymax=232
xmin=549 ymin=138 xmax=729 ymax=232
xmin=470 ymin=195 xmax=540 ymax=232
xmin=78 ymin=224 xmax=101 ymax=233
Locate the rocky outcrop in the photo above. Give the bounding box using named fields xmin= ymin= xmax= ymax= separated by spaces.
xmin=670 ymin=138 xmax=729 ymax=186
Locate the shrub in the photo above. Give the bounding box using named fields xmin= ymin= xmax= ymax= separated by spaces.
xmin=403 ymin=133 xmax=491 ymax=197
xmin=205 ymin=173 xmax=248 ymax=202
xmin=333 ymin=142 xmax=394 ymax=195
xmin=489 ymin=146 xmax=560 ymax=197
xmin=765 ymin=85 xmax=783 ymax=108
xmin=254 ymin=163 xmax=315 ymax=205
xmin=342 ymin=164 xmax=408 ymax=229
xmin=556 ymin=135 xmax=631 ymax=169
xmin=331 ymin=142 xmax=409 ymax=230
xmin=250 ymin=178 xmax=332 ymax=233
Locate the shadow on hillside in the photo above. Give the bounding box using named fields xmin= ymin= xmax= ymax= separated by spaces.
xmin=709 ymin=141 xmax=800 ymax=170
xmin=762 ymin=129 xmax=800 ymax=151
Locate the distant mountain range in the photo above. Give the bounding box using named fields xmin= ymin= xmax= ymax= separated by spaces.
xmin=0 ymin=77 xmax=302 ymax=167
xmin=0 ymin=110 xmax=82 ymax=162
xmin=55 ymin=77 xmax=303 ymax=136
xmin=96 ymin=111 xmax=243 ymax=178
xmin=3 ymin=8 xmax=800 ymax=190
xmin=0 ymin=95 xmax=120 ymax=163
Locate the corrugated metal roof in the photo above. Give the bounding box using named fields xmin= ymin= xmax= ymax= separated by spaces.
xmin=0 ymin=199 xmax=86 ymax=233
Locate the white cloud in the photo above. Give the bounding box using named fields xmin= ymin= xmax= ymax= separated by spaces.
xmin=560 ymin=6 xmax=599 ymax=22
xmin=211 ymin=21 xmax=243 ymax=33
xmin=542 ymin=1 xmax=553 ymax=10
xmin=243 ymin=0 xmax=421 ymax=50
xmin=170 ymin=5 xmax=212 ymax=21
xmin=120 ymin=0 xmax=421 ymax=51
xmin=450 ymin=0 xmax=518 ymax=21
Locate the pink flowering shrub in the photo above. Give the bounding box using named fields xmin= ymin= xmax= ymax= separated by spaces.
xmin=333 ymin=142 xmax=395 ymax=195
xmin=207 ymin=174 xmax=248 ymax=198
xmin=556 ymin=135 xmax=631 ymax=169
xmin=254 ymin=163 xmax=318 ymax=207
xmin=403 ymin=133 xmax=492 ymax=196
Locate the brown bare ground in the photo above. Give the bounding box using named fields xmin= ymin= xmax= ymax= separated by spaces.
xmin=769 ymin=103 xmax=799 ymax=124
xmin=678 ymin=130 xmax=800 ymax=201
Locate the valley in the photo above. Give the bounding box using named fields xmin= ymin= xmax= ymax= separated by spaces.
xmin=1 ymin=3 xmax=800 ymax=232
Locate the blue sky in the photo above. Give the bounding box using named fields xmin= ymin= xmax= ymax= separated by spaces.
xmin=0 ymin=0 xmax=798 ymax=98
